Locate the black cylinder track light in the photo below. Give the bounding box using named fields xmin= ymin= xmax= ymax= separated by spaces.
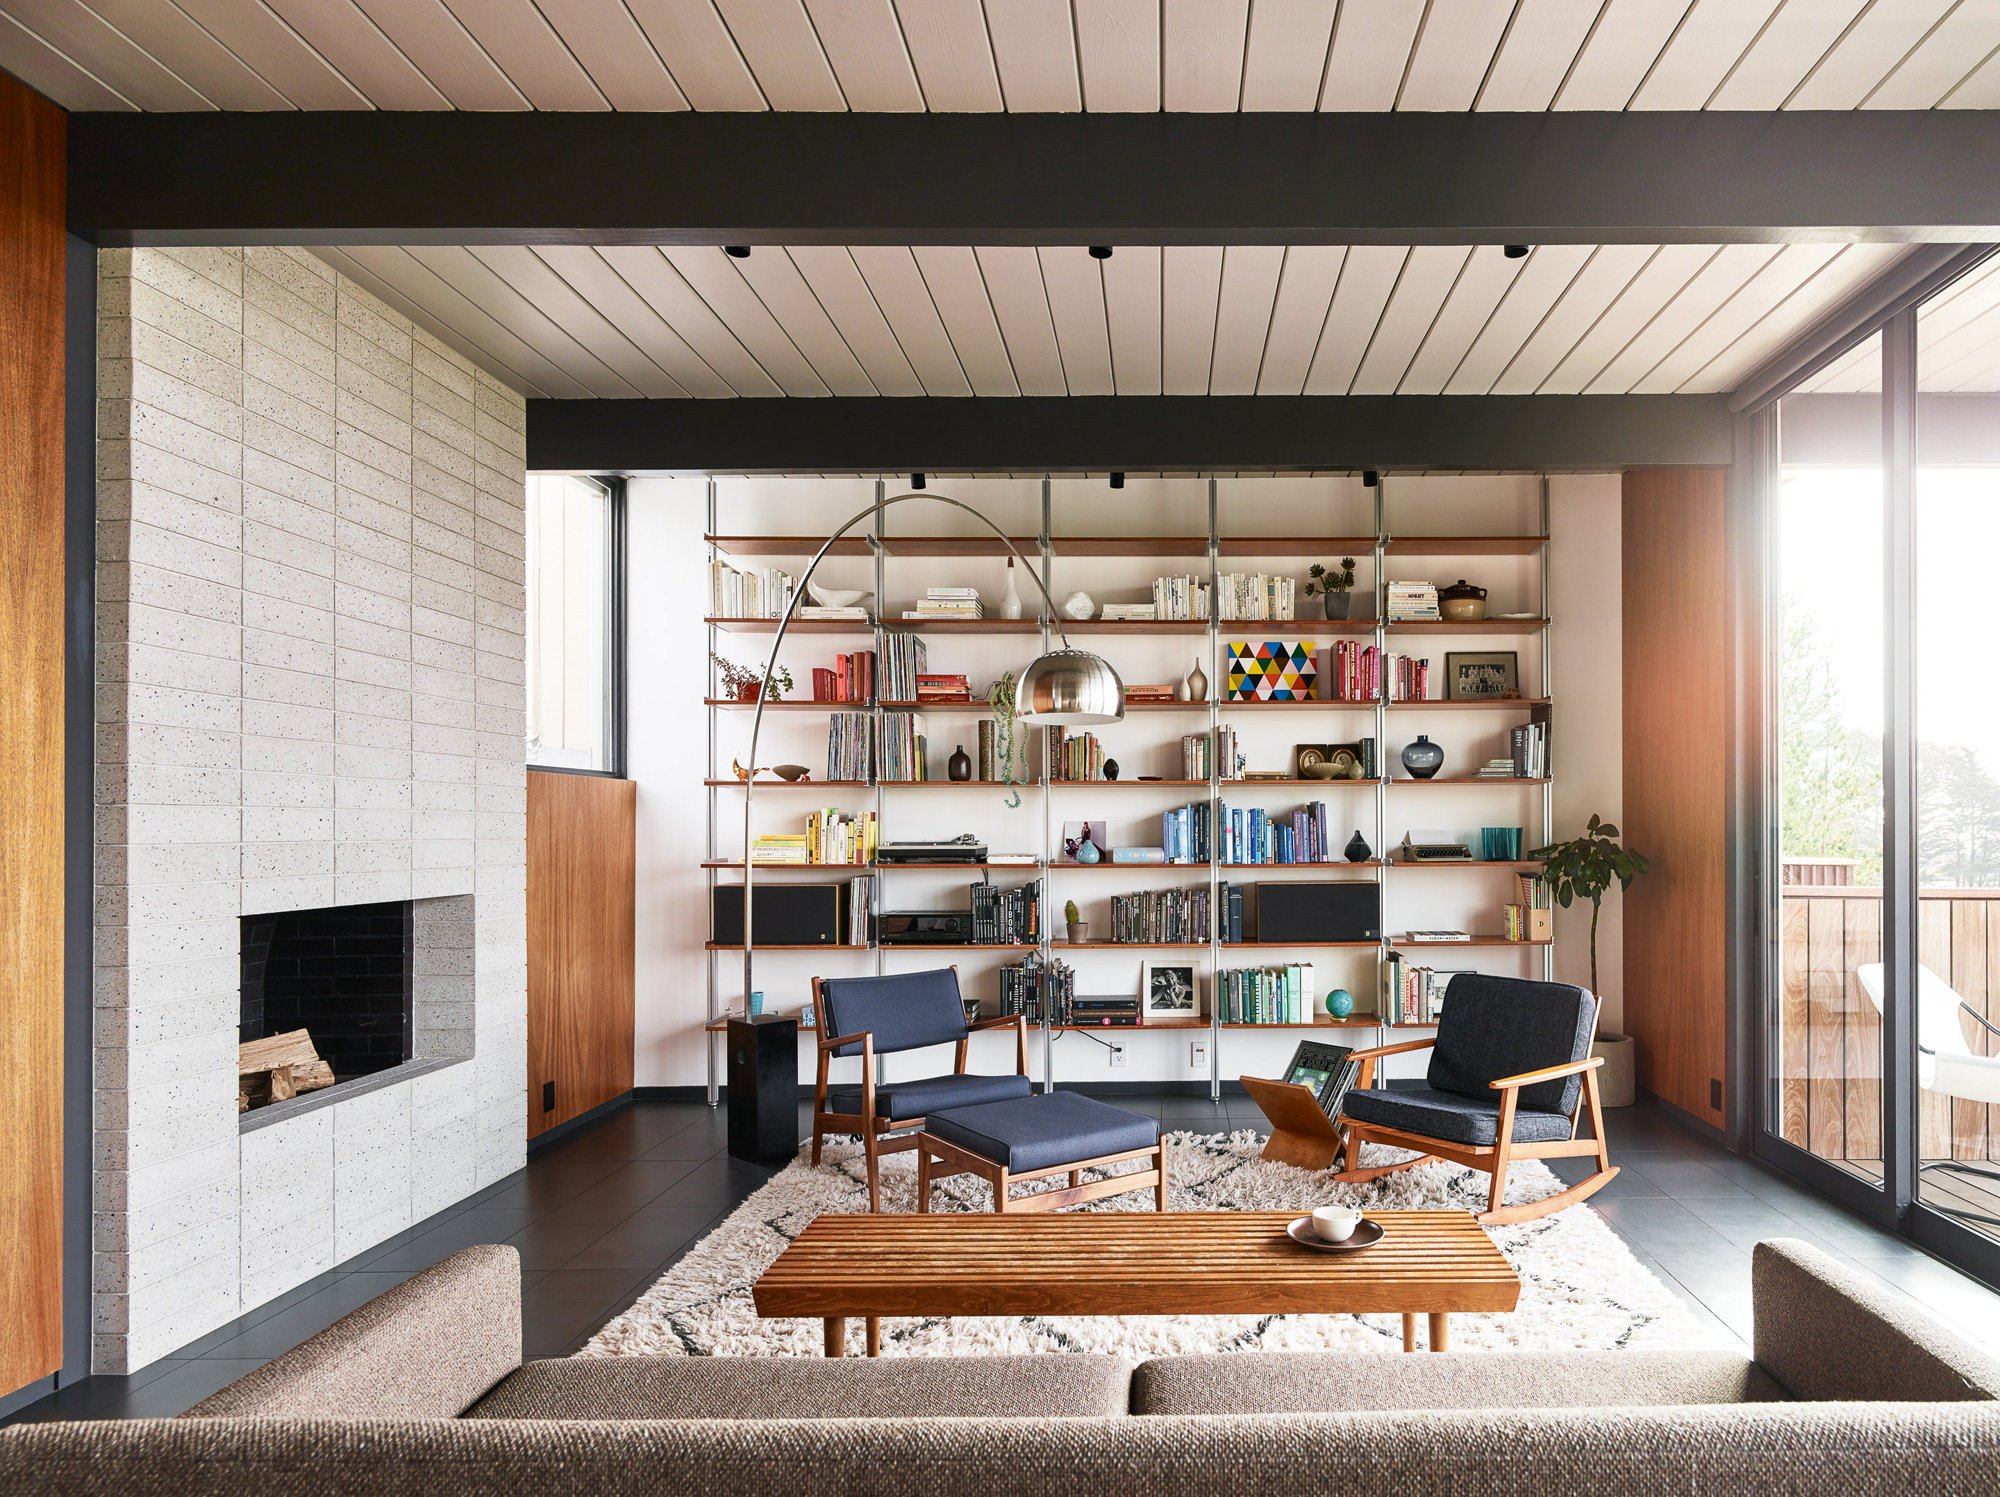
xmin=1088 ymin=245 xmax=1113 ymax=260
xmin=725 ymin=245 xmax=752 ymax=259
xmin=1502 ymin=244 xmax=1530 ymax=259
xmin=1110 ymin=472 xmax=1126 ymax=490
xmin=911 ymin=472 xmax=926 ymax=490
xmin=1363 ymin=470 xmax=1380 ymax=488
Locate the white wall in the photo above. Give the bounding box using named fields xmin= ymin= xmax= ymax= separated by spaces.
xmin=630 ymin=474 xmax=1623 ymax=1092
xmin=94 ymin=247 xmax=528 ymax=1373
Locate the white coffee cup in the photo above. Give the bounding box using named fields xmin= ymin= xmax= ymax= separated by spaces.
xmin=1311 ymin=1206 xmax=1362 ymax=1243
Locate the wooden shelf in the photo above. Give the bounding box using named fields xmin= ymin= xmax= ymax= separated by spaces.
xmin=1385 ymin=698 xmax=1552 ymax=710
xmin=1047 ymin=777 xmax=1210 ymax=787
xmin=875 ymin=861 xmax=1040 ymax=871
xmin=1229 ymin=777 xmax=1386 ymax=788
xmin=703 ymin=698 xmax=868 ymax=711
xmin=706 ymin=535 xmax=870 ymax=557
xmin=1222 ymin=1013 xmax=1388 ymax=1029
xmin=1392 ymin=776 xmax=1549 ymax=785
xmin=1118 ymin=700 xmax=1214 ymax=711
xmin=878 ymin=618 xmax=1043 ymax=633
xmin=1059 ymin=940 xmax=1210 ymax=949
xmin=881 ymin=942 xmax=1038 ymax=951
xmin=705 ymin=943 xmax=868 ymax=951
xmin=1218 ymin=861 xmax=1381 ymax=870
xmin=1219 ymin=699 xmax=1380 ymax=710
xmin=1218 ymin=536 xmax=1377 ymax=556
xmin=1063 ymin=618 xmax=1208 ymax=635
xmin=702 ymin=860 xmax=873 ymax=869
xmin=877 ymin=699 xmax=988 ymax=711
xmin=880 ymin=778 xmax=1025 ymax=788
xmin=1051 ymin=535 xmax=1207 ymax=557
xmin=1223 ymin=939 xmax=1383 ymax=948
xmin=878 ymin=535 xmax=1038 ymax=557
xmin=706 ymin=616 xmax=873 ymax=634
xmin=1383 ymin=535 xmax=1547 ymax=555
xmin=1389 ymin=860 xmax=1546 ymax=872
xmin=1392 ymin=935 xmax=1553 ymax=948
xmin=702 ymin=778 xmax=870 ymax=788
xmin=1247 ymin=618 xmax=1377 ymax=634
xmin=1386 ymin=619 xmax=1548 ymax=634
xmin=1048 ymin=860 xmax=1212 ymax=870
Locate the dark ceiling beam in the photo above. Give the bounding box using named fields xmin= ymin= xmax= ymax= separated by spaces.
xmin=527 ymin=395 xmax=1733 ymax=475
xmin=69 ymin=111 xmax=2000 ymax=247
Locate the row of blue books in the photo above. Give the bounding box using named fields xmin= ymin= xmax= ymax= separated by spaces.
xmin=1217 ymin=800 xmax=1334 ymax=865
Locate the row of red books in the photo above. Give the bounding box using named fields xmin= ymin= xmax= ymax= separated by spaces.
xmin=914 ymin=672 xmax=972 ymax=703
xmin=812 ymin=652 xmax=876 ymax=703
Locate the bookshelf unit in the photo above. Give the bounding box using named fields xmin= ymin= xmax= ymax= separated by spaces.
xmin=704 ymin=477 xmax=1555 ymax=1104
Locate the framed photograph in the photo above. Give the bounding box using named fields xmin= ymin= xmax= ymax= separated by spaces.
xmin=1295 ymin=741 xmax=1365 ymax=780
xmin=1444 ymin=651 xmax=1520 ymax=702
xmin=1060 ymin=819 xmax=1109 ymax=861
xmin=1140 ymin=960 xmax=1203 ymax=1021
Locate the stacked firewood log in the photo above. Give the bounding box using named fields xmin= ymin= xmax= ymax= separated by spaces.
xmin=238 ymin=1028 xmax=336 ymax=1112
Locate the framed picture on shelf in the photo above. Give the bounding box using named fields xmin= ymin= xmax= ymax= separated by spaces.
xmin=1140 ymin=960 xmax=1204 ymax=1021
xmin=1294 ymin=742 xmax=1365 ymax=780
xmin=1226 ymin=640 xmax=1318 ymax=702
xmin=1060 ymin=820 xmax=1109 ymax=862
xmin=1443 ymin=651 xmax=1520 ymax=701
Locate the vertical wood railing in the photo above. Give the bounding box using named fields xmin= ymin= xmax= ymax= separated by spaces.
xmin=1779 ymin=888 xmax=1999 ymax=1163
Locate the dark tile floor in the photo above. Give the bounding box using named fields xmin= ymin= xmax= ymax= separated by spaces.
xmin=12 ymin=1093 xmax=2000 ymax=1422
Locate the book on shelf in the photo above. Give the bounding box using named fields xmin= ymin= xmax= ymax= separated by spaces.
xmin=1046 ymin=726 xmax=1107 ymax=782
xmin=1000 ymin=949 xmax=1073 ymax=1023
xmin=1406 ymin=929 xmax=1470 ymax=942
xmin=1380 ymin=955 xmax=1463 ymax=1025
xmin=1504 ymin=871 xmax=1553 ymax=942
xmin=1160 ymin=801 xmax=1212 ymax=864
xmin=1216 ymin=799 xmax=1333 ymax=866
xmin=1111 ymin=846 xmax=1167 ymax=864
xmin=903 ymin=587 xmax=983 ymax=620
xmin=847 ymin=875 xmax=873 ymax=946
xmin=1324 ymin=640 xmax=1382 ymax=701
xmin=1100 ymin=603 xmax=1157 ymax=621
xmin=877 ymin=631 xmax=927 ymax=702
xmin=1384 ymin=653 xmax=1433 ymax=702
xmin=1220 ymin=880 xmax=1246 ymax=942
xmin=814 ymin=651 xmax=875 ymax=703
xmin=794 ymin=605 xmax=869 ymax=621
xmin=1217 ymin=571 xmax=1296 ymax=621
xmin=1178 ymin=725 xmax=1239 ymax=781
xmin=988 ymin=852 xmax=1039 ymax=865
xmin=1386 ymin=580 xmax=1439 ymax=621
xmin=914 ymin=671 xmax=972 ymax=704
xmin=971 ymin=877 xmax=1041 ymax=945
xmin=1108 ymin=886 xmax=1212 ymax=944
xmin=878 ymin=712 xmax=930 ymax=782
xmin=1151 ymin=574 xmax=1211 ymax=620
xmin=751 ymin=808 xmax=877 ymax=866
xmin=1510 ymin=719 xmax=1550 ymax=778
xmin=1475 ymin=757 xmax=1520 ymax=779
xmin=1218 ymin=961 xmax=1315 ymax=1024
xmin=710 ymin=559 xmax=795 ymax=619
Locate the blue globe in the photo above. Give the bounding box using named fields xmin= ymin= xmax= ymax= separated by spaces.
xmin=1325 ymin=988 xmax=1354 ymax=1018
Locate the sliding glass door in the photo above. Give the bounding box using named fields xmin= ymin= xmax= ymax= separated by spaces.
xmin=1759 ymin=252 xmax=2000 ymax=1285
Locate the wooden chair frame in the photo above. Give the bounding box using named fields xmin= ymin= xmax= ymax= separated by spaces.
xmin=809 ymin=971 xmax=1031 ymax=1212
xmin=1329 ymin=1038 xmax=1619 ymax=1225
xmin=914 ymin=1135 xmax=1166 ymax=1215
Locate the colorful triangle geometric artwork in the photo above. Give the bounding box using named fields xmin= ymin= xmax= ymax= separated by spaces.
xmin=1225 ymin=640 xmax=1318 ymax=702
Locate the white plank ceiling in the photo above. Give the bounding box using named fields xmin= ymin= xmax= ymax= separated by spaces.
xmin=8 ymin=0 xmax=2000 ymax=113
xmin=311 ymin=238 xmax=1922 ymax=398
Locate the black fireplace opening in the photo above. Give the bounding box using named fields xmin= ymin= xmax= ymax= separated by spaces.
xmin=240 ymin=900 xmax=414 ymax=1082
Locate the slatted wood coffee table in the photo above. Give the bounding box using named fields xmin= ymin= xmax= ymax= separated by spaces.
xmin=752 ymin=1209 xmax=1517 ymax=1357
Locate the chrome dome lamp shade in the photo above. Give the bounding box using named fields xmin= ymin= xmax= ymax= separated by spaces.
xmin=1018 ymin=646 xmax=1125 ymax=726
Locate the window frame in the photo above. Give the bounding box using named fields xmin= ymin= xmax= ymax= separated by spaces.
xmin=524 ymin=472 xmax=627 ymax=780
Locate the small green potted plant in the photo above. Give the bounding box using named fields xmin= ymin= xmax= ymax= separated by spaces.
xmin=1528 ymin=813 xmax=1649 ymax=1107
xmin=709 ymin=652 xmax=792 ymax=703
xmin=1064 ymin=898 xmax=1087 ymax=944
xmin=1303 ymin=557 xmax=1358 ymax=620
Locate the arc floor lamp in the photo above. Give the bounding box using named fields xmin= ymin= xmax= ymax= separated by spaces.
xmin=736 ymin=491 xmax=1126 ymax=1009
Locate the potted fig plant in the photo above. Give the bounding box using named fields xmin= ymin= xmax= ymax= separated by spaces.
xmin=1303 ymin=557 xmax=1358 ymax=620
xmin=1528 ymin=813 xmax=1649 ymax=1107
xmin=709 ymin=653 xmax=793 ymax=704
xmin=1065 ymin=898 xmax=1087 ymax=944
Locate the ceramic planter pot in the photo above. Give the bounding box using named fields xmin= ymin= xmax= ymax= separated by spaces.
xmin=1592 ymin=1033 xmax=1636 ymax=1108
xmin=1321 ymin=593 xmax=1351 ymax=620
xmin=1067 ymin=922 xmax=1089 ymax=944
xmin=734 ymin=682 xmax=762 ymax=703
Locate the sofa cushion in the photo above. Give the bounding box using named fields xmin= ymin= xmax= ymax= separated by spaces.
xmin=924 ymin=1092 xmax=1161 ymax=1174
xmin=827 ymin=1071 xmax=1033 ymax=1120
xmin=1753 ymin=1237 xmax=2000 ymax=1401
xmin=1341 ymin=1086 xmax=1574 ymax=1146
xmin=1132 ymin=1350 xmax=1788 ymax=1414
xmin=466 ymin=1354 xmax=1131 ymax=1420
xmin=180 ymin=1245 xmax=521 ymax=1419
xmin=1427 ymin=975 xmax=1596 ymax=1115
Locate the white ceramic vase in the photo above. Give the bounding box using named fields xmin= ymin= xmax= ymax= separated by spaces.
xmin=1000 ymin=556 xmax=1024 ymax=620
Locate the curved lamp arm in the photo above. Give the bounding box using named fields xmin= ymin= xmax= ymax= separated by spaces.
xmin=737 ymin=492 xmax=1074 ymax=1018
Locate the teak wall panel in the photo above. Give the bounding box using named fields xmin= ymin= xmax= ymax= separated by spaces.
xmin=528 ymin=772 xmax=636 ymax=1137
xmin=0 ymin=71 xmax=67 ymax=1394
xmin=1622 ymin=468 xmax=1729 ymax=1129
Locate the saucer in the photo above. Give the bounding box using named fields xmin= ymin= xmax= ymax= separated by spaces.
xmin=1286 ymin=1216 xmax=1385 ymax=1253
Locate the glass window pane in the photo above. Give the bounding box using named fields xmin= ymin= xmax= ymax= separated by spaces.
xmin=1773 ymin=333 xmax=1884 ymax=1187
xmin=1915 ymin=268 xmax=2000 ymax=1239
xmin=526 ymin=474 xmax=613 ymax=772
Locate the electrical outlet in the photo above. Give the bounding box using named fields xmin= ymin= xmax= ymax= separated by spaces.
xmin=1108 ymin=1042 xmax=1126 ymax=1069
xmin=1190 ymin=1040 xmax=1210 ymax=1069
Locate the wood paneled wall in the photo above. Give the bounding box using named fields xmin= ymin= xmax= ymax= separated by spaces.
xmin=0 ymin=72 xmax=68 ymax=1395
xmin=527 ymin=771 xmax=636 ymax=1138
xmin=1622 ymin=468 xmax=1730 ymax=1129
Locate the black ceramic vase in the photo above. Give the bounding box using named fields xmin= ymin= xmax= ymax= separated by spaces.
xmin=1401 ymin=735 xmax=1444 ymax=780
xmin=948 ymin=744 xmax=972 ymax=781
xmin=1344 ymin=829 xmax=1372 ymax=863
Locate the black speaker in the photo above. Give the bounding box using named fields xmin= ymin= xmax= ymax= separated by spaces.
xmin=711 ymin=883 xmax=848 ymax=946
xmin=727 ymin=1015 xmax=798 ymax=1163
xmin=1256 ymin=882 xmax=1381 ymax=943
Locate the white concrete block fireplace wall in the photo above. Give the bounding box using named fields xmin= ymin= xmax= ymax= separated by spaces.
xmin=93 ymin=247 xmax=529 ymax=1373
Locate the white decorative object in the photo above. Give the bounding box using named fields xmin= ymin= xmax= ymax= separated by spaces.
xmin=806 ymin=581 xmax=875 ymax=611
xmin=1062 ymin=590 xmax=1096 ymax=620
xmin=1000 ymin=557 xmax=1024 ymax=620
xmin=583 ymin=1132 xmax=1714 ymax=1359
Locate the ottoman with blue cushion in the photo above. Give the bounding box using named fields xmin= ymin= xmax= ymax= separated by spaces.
xmin=915 ymin=1091 xmax=1166 ymax=1214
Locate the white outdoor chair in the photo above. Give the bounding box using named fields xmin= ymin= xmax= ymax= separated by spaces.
xmin=1856 ymin=962 xmax=2000 ymax=1225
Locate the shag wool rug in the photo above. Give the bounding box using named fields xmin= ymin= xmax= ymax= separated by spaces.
xmin=582 ymin=1131 xmax=1719 ymax=1360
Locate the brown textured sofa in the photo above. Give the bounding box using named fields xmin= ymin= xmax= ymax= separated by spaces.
xmin=4 ymin=1238 xmax=1998 ymax=1495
